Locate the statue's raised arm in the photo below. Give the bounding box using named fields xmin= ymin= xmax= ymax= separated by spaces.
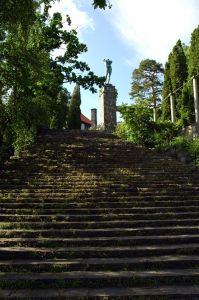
xmin=103 ymin=59 xmax=112 ymax=84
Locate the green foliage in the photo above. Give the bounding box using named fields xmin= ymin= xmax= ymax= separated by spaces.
xmin=0 ymin=100 xmax=13 ymax=163
xmin=189 ymin=25 xmax=199 ymax=77
xmin=180 ymin=82 xmax=195 ymax=126
xmin=170 ymin=136 xmax=191 ymax=151
xmin=50 ymin=89 xmax=69 ymax=129
xmin=0 ymin=4 xmax=105 ymax=159
xmin=68 ymin=85 xmax=81 ymax=130
xmin=117 ymin=102 xmax=155 ymax=147
xmin=0 ymin=0 xmax=112 ymax=31
xmin=169 ymin=40 xmax=188 ymax=118
xmin=0 ymin=0 xmax=37 ymax=29
xmin=114 ymin=123 xmax=130 ymax=141
xmin=168 ymin=136 xmax=199 ymax=166
xmin=13 ymin=123 xmax=36 ymax=156
xmin=130 ymin=59 xmax=164 ymax=121
xmin=161 ymin=61 xmax=172 ymax=121
xmin=117 ymin=102 xmax=179 ymax=150
xmin=161 ymin=40 xmax=189 ymax=124
xmin=153 ymin=121 xmax=180 ymax=149
xmin=92 ymin=0 xmax=112 ymax=9
xmin=190 ymin=138 xmax=199 ymax=165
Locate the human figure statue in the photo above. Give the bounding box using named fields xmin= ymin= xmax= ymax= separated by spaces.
xmin=103 ymin=59 xmax=112 ymax=84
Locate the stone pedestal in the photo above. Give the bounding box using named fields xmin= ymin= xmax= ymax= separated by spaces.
xmin=91 ymin=108 xmax=97 ymax=128
xmin=99 ymin=84 xmax=117 ymax=132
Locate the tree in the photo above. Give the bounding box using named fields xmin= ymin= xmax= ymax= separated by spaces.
xmin=130 ymin=59 xmax=164 ymax=121
xmin=0 ymin=9 xmax=105 ymax=155
xmin=0 ymin=0 xmax=109 ymax=157
xmin=50 ymin=88 xmax=70 ymax=129
xmin=0 ymin=0 xmax=37 ymax=29
xmin=0 ymin=0 xmax=112 ymax=29
xmin=189 ymin=25 xmax=199 ymax=77
xmin=169 ymin=40 xmax=188 ymax=118
xmin=161 ymin=61 xmax=172 ymax=121
xmin=180 ymin=82 xmax=195 ymax=126
xmin=68 ymin=84 xmax=81 ymax=130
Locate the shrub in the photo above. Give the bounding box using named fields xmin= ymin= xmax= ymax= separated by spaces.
xmin=170 ymin=136 xmax=192 ymax=152
xmin=190 ymin=138 xmax=199 ymax=165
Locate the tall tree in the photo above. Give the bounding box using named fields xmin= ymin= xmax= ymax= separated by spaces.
xmin=68 ymin=84 xmax=81 ymax=130
xmin=180 ymin=82 xmax=195 ymax=126
xmin=169 ymin=40 xmax=188 ymax=118
xmin=189 ymin=25 xmax=199 ymax=77
xmin=0 ymin=9 xmax=105 ymax=154
xmin=130 ymin=59 xmax=164 ymax=121
xmin=161 ymin=60 xmax=172 ymax=121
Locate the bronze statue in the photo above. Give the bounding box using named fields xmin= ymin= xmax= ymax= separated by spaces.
xmin=103 ymin=59 xmax=112 ymax=84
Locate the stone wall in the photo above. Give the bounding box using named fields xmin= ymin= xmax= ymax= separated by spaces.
xmin=99 ymin=84 xmax=117 ymax=132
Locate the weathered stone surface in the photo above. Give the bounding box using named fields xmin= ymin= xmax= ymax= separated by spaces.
xmin=99 ymin=84 xmax=117 ymax=132
xmin=91 ymin=108 xmax=97 ymax=128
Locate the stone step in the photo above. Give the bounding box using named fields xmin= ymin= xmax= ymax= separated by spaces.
xmin=1 ymin=218 xmax=199 ymax=230
xmin=1 ymin=234 xmax=199 ymax=248
xmin=1 ymin=212 xmax=199 ymax=222
xmin=2 ymin=188 xmax=197 ymax=196
xmin=0 ymin=255 xmax=199 ymax=272
xmin=1 ymin=199 xmax=199 ymax=207
xmin=0 ymin=182 xmax=197 ymax=189
xmin=1 ymin=269 xmax=199 ymax=289
xmin=2 ymin=195 xmax=199 ymax=204
xmin=0 ymin=243 xmax=199 ymax=259
xmin=1 ymin=226 xmax=199 ymax=238
xmin=1 ymin=130 xmax=199 ymax=297
xmin=2 ymin=168 xmax=198 ymax=176
xmin=1 ymin=286 xmax=199 ymax=298
xmin=2 ymin=206 xmax=199 ymax=215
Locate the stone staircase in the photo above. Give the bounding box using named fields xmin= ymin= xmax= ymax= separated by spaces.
xmin=0 ymin=129 xmax=199 ymax=299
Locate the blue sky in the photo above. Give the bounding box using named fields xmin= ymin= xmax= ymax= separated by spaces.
xmin=50 ymin=0 xmax=199 ymax=123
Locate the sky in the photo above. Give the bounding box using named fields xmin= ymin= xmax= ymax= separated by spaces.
xmin=49 ymin=0 xmax=199 ymax=123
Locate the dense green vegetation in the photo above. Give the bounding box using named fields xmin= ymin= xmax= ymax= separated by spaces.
xmin=68 ymin=84 xmax=81 ymax=130
xmin=0 ymin=1 xmax=106 ymax=160
xmin=117 ymin=25 xmax=199 ymax=160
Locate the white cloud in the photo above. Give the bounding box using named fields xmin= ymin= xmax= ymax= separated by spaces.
xmin=48 ymin=0 xmax=95 ymax=58
xmin=49 ymin=0 xmax=95 ymax=36
xmin=108 ymin=0 xmax=199 ymax=64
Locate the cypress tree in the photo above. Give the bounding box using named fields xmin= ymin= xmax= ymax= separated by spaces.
xmin=183 ymin=25 xmax=199 ymax=126
xmin=169 ymin=40 xmax=188 ymax=119
xmin=68 ymin=84 xmax=81 ymax=130
xmin=189 ymin=25 xmax=199 ymax=77
xmin=161 ymin=61 xmax=172 ymax=121
xmin=180 ymin=82 xmax=195 ymax=126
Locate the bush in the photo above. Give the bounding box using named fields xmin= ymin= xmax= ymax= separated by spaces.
xmin=117 ymin=102 xmax=155 ymax=147
xmin=153 ymin=121 xmax=181 ymax=150
xmin=115 ymin=123 xmax=130 ymax=141
xmin=190 ymin=138 xmax=199 ymax=165
xmin=13 ymin=123 xmax=36 ymax=156
xmin=117 ymin=103 xmax=180 ymax=149
xmin=170 ymin=136 xmax=192 ymax=152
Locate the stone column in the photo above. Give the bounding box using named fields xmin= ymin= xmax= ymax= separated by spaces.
xmin=99 ymin=84 xmax=117 ymax=132
xmin=170 ymin=93 xmax=176 ymax=123
xmin=91 ymin=108 xmax=97 ymax=128
xmin=193 ymin=76 xmax=199 ymax=131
